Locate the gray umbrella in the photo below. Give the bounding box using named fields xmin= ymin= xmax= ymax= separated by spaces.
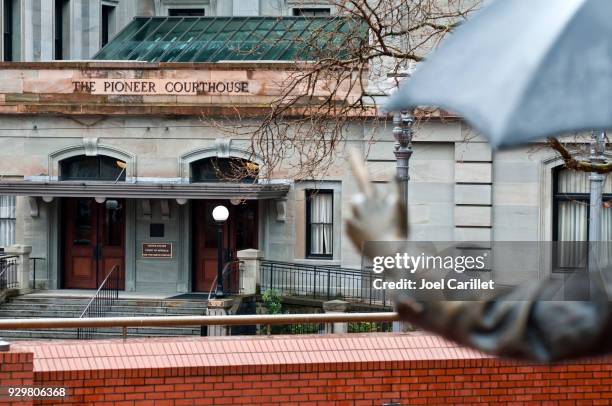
xmin=384 ymin=0 xmax=612 ymax=148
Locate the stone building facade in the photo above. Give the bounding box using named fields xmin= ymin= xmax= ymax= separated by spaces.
xmin=0 ymin=0 xmax=336 ymax=62
xmin=0 ymin=0 xmax=607 ymax=295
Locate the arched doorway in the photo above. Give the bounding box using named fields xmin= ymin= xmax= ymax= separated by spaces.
xmin=191 ymin=157 xmax=259 ymax=293
xmin=60 ymin=155 xmax=126 ymax=289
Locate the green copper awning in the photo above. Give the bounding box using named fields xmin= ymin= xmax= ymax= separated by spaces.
xmin=93 ymin=16 xmax=367 ymax=63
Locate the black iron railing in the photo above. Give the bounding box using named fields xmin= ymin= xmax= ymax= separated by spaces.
xmin=207 ymin=260 xmax=242 ymax=300
xmin=260 ymin=260 xmax=392 ymax=307
xmin=0 ymin=255 xmax=19 ymax=293
xmin=77 ymin=265 xmax=120 ymax=339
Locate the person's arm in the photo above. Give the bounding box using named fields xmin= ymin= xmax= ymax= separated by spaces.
xmin=395 ymin=285 xmax=612 ymax=362
xmin=346 ymin=153 xmax=612 ymax=362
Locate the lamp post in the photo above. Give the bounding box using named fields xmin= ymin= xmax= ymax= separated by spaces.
xmin=391 ymin=111 xmax=413 ymax=334
xmin=212 ymin=205 xmax=229 ymax=298
xmin=393 ymin=111 xmax=414 ymax=228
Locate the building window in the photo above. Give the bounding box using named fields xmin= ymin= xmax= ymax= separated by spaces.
xmin=553 ymin=167 xmax=612 ymax=269
xmin=101 ymin=4 xmax=116 ymax=47
xmin=59 ymin=155 xmax=127 ymax=181
xmin=55 ymin=0 xmax=70 ymax=60
xmin=3 ymin=0 xmax=19 ymax=61
xmin=553 ymin=167 xmax=612 ymax=241
xmin=190 ymin=157 xmax=258 ymax=183
xmin=0 ymin=196 xmax=15 ymax=248
xmin=306 ymin=190 xmax=333 ymax=258
xmin=292 ymin=7 xmax=331 ymax=17
xmin=168 ymin=8 xmax=205 ymax=17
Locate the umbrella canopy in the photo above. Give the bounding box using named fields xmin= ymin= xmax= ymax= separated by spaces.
xmin=384 ymin=0 xmax=612 ymax=148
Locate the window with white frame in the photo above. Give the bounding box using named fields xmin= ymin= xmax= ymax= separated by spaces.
xmin=553 ymin=167 xmax=612 ymax=270
xmin=306 ymin=190 xmax=333 ymax=258
xmin=0 ymin=196 xmax=16 ymax=248
xmin=553 ymin=167 xmax=612 ymax=242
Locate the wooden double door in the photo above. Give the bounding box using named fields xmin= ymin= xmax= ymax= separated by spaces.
xmin=62 ymin=198 xmax=125 ymax=289
xmin=193 ymin=200 xmax=258 ymax=292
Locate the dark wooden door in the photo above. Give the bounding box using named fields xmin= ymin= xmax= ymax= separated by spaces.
xmin=98 ymin=199 xmax=126 ymax=288
xmin=193 ymin=200 xmax=258 ymax=292
xmin=63 ymin=198 xmax=125 ymax=289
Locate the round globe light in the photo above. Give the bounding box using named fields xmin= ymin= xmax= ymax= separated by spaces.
xmin=212 ymin=205 xmax=229 ymax=222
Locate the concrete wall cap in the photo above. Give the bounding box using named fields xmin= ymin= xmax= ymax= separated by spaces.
xmin=4 ymin=245 xmax=32 ymax=255
xmin=207 ymin=297 xmax=239 ymax=309
xmin=237 ymin=249 xmax=264 ymax=259
xmin=323 ymin=300 xmax=350 ymax=313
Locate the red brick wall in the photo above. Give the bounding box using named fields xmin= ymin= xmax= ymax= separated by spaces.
xmin=30 ymin=358 xmax=612 ymax=405
xmin=4 ymin=335 xmax=612 ymax=405
xmin=0 ymin=351 xmax=34 ymax=406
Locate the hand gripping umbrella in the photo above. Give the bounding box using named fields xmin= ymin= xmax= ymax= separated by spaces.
xmin=384 ymin=0 xmax=612 ymax=148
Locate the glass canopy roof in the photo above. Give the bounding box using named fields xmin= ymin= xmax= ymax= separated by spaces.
xmin=93 ymin=16 xmax=367 ymax=63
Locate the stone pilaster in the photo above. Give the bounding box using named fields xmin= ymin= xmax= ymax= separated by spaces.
xmin=237 ymin=249 xmax=263 ymax=295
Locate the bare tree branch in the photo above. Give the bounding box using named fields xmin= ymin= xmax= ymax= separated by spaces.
xmin=547 ymin=137 xmax=612 ymax=174
xmin=208 ymin=0 xmax=483 ymax=181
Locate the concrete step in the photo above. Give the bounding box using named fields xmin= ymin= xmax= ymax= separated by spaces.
xmin=0 ymin=295 xmax=218 ymax=340
xmin=0 ymin=312 xmax=207 ymax=319
xmin=0 ymin=327 xmax=202 ymax=340
xmin=0 ymin=313 xmax=207 ymax=321
xmin=0 ymin=304 xmax=208 ymax=315
xmin=7 ymin=297 xmax=209 ymax=308
xmin=0 ymin=294 xmax=214 ymax=339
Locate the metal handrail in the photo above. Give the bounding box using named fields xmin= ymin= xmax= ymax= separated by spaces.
xmin=207 ymin=259 xmax=242 ymax=300
xmin=80 ymin=265 xmax=120 ymax=318
xmin=0 ymin=312 xmax=400 ymax=330
xmin=29 ymin=257 xmax=46 ymax=290
xmin=0 ymin=255 xmax=19 ymax=292
xmin=0 ymin=257 xmax=15 ymax=278
xmin=77 ymin=265 xmax=121 ymax=339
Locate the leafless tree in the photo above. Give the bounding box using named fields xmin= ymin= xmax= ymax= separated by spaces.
xmin=210 ymin=0 xmax=482 ymax=181
xmin=208 ymin=0 xmax=612 ymax=182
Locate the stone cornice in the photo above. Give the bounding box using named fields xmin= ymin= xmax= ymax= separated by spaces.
xmin=0 ymin=181 xmax=290 ymax=200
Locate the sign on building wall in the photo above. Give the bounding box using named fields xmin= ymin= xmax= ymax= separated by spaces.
xmin=142 ymin=243 xmax=173 ymax=258
xmin=72 ymin=79 xmax=256 ymax=95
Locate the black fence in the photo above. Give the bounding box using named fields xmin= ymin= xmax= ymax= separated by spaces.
xmin=77 ymin=265 xmax=120 ymax=339
xmin=0 ymin=255 xmax=18 ymax=292
xmin=276 ymin=320 xmax=393 ymax=334
xmin=260 ymin=260 xmax=392 ymax=307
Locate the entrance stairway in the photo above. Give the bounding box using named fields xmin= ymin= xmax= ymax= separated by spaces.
xmin=0 ymin=294 xmax=209 ymax=340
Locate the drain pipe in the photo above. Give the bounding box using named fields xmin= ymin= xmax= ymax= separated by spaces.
xmin=0 ymin=338 xmax=10 ymax=352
